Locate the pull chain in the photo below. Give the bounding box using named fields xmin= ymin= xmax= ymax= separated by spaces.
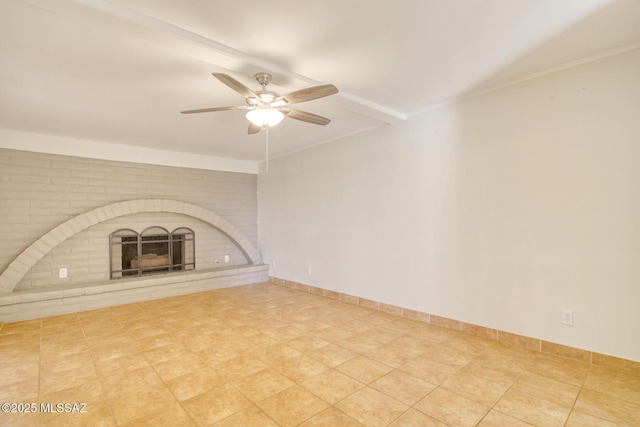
xmin=265 ymin=125 xmax=269 ymax=172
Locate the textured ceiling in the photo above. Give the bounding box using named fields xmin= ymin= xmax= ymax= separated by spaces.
xmin=1 ymin=0 xmax=639 ymax=162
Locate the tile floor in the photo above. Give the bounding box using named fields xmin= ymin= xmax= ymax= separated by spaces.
xmin=1 ymin=282 xmax=639 ymax=426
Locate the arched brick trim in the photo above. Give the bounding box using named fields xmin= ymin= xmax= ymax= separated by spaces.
xmin=0 ymin=199 xmax=261 ymax=293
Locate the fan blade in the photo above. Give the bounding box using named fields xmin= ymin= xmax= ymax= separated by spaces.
xmin=282 ymin=84 xmax=338 ymax=104
xmin=212 ymin=73 xmax=258 ymax=98
xmin=248 ymin=123 xmax=262 ymax=134
xmin=281 ymin=108 xmax=331 ymax=126
xmin=181 ymin=106 xmax=244 ymax=114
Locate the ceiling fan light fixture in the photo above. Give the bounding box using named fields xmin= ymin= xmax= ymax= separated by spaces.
xmin=246 ymin=107 xmax=284 ymax=127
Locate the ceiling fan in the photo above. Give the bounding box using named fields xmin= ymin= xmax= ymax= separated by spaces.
xmin=181 ymin=72 xmax=339 ymax=134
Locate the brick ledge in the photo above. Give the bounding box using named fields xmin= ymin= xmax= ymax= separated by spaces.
xmin=0 ymin=265 xmax=269 ymax=322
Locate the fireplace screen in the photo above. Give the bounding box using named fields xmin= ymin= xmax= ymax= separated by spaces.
xmin=109 ymin=226 xmax=195 ymax=279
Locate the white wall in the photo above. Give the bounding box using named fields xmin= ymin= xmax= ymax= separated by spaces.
xmin=258 ymin=48 xmax=640 ymax=362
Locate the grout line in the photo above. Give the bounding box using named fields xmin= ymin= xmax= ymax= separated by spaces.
xmin=269 ymin=276 xmax=640 ymax=376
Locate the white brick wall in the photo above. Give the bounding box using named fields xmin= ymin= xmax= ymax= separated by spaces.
xmin=0 ymin=148 xmax=258 ymax=290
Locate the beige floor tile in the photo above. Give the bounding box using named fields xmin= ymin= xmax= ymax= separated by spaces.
xmin=0 ymin=376 xmax=39 ymax=402
xmin=440 ymin=334 xmax=499 ymax=355
xmin=299 ymin=406 xmax=364 ymax=426
xmin=4 ymin=283 xmax=640 ymax=427
xmin=565 ymin=409 xmax=623 ymax=427
xmin=180 ymin=331 xmax=221 ymax=352
xmin=241 ymin=332 xmax=279 ymax=349
xmin=0 ymin=339 xmax=40 ymax=359
xmin=123 ymin=323 xmax=168 ymax=341
xmin=273 ymin=355 xmax=330 ymax=383
xmin=216 ymin=353 xmax=270 ymax=380
xmin=370 ymin=369 xmax=436 ymax=406
xmin=100 ymin=366 xmax=164 ymax=398
xmin=387 ymin=408 xmax=448 ymax=427
xmin=477 ymin=409 xmax=534 ymax=426
xmin=214 ymin=325 xmax=259 ymax=342
xmin=456 ymin=354 xmax=524 ymax=386
xmin=423 ymin=343 xmax=475 ymax=368
xmin=40 ymin=379 xmax=106 ymax=406
xmin=254 ymin=342 xmax=303 ymax=365
xmin=366 ymin=326 xmax=404 ymax=344
xmin=440 ymin=370 xmax=510 ymax=406
xmin=109 ymin=385 xmax=180 ymax=425
xmin=0 ymin=411 xmax=40 ymax=427
xmin=39 ymin=399 xmax=116 ymax=427
xmin=307 ymin=343 xmax=357 ymax=367
xmin=231 ymin=368 xmax=296 ymax=402
xmin=39 ymin=365 xmax=99 ymax=396
xmin=293 ymin=318 xmax=332 ymax=333
xmin=528 ymin=353 xmax=590 ymax=386
xmin=0 ymin=319 xmax=40 ymax=334
xmin=89 ymin=339 xmax=140 ymax=364
xmin=582 ymin=366 xmax=640 ymax=404
xmin=263 ymin=325 xmax=307 ymax=342
xmin=313 ymin=325 xmax=357 ymax=343
xmin=340 ymin=319 xmax=376 ymax=335
xmin=386 ymin=318 xmax=429 ymax=334
xmin=165 ymin=366 xmax=226 ymax=401
xmin=508 ymin=371 xmax=580 ymax=407
xmin=41 ymin=324 xmax=84 ymax=340
xmin=257 ymin=385 xmax=329 ymax=427
xmin=85 ymin=329 xmax=134 ymax=347
xmin=197 ymin=339 xmax=255 ymax=366
xmin=335 ymin=386 xmax=408 ymax=427
xmin=415 ymin=387 xmax=489 ymax=426
xmin=41 ymin=313 xmax=79 ymax=328
xmin=493 ymin=387 xmax=572 ymax=426
xmin=300 ymin=369 xmax=364 ymax=404
xmin=81 ymin=323 xmax=125 ymax=340
xmin=0 ymin=358 xmax=40 ymax=387
xmin=119 ymin=404 xmax=196 ymax=427
xmin=286 ymin=334 xmax=331 ymax=353
xmin=1 ymin=349 xmax=40 ymax=368
xmin=365 ymin=342 xmax=422 ymax=368
xmin=336 ymin=355 xmax=394 ymax=385
xmin=386 ymin=334 xmax=436 ymax=355
xmin=93 ymin=352 xmax=150 ymax=379
xmin=152 ymin=353 xmax=210 ymax=381
xmin=397 ymin=354 xmax=459 ymax=385
xmin=212 ymin=404 xmax=279 ymax=426
xmin=361 ymin=312 xmax=399 ymax=326
xmin=572 ymin=388 xmax=640 ymax=425
xmin=0 ymin=329 xmax=40 ymax=345
xmin=337 ymin=334 xmax=383 ymax=354
xmin=142 ymin=342 xmax=193 ymax=365
xmin=181 ymin=382 xmax=253 ymax=426
xmin=135 ymin=333 xmax=182 ymax=352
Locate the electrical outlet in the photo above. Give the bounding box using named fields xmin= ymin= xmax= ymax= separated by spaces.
xmin=562 ymin=310 xmax=573 ymax=326
xmin=59 ymin=268 xmax=68 ymax=279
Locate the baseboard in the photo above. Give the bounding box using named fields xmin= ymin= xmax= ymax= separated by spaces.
xmin=269 ymin=276 xmax=640 ymax=376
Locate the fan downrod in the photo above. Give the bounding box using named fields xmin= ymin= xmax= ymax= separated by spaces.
xmin=254 ymin=72 xmax=272 ymax=89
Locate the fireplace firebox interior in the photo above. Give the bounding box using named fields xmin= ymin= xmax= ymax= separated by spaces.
xmin=109 ymin=226 xmax=195 ymax=279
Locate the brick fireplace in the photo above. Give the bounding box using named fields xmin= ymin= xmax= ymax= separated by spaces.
xmin=0 ymin=148 xmax=268 ymax=322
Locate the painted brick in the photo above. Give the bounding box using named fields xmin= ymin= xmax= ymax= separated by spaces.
xmin=1 ymin=147 xmax=258 ymax=299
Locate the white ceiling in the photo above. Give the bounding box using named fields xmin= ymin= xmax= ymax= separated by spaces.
xmin=1 ymin=0 xmax=640 ymax=162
